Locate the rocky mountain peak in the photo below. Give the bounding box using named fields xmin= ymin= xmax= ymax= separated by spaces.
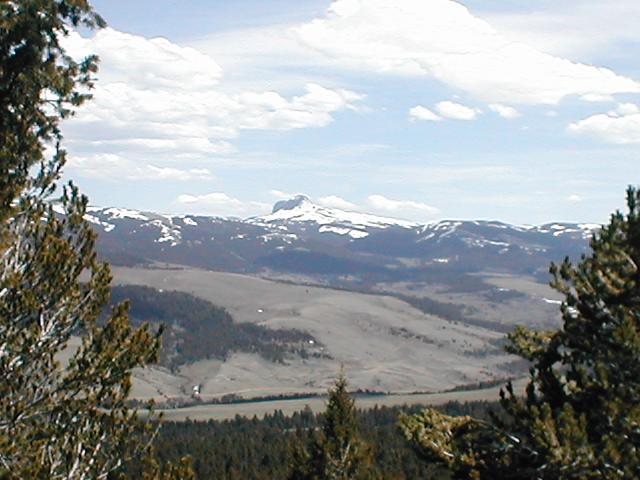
xmin=272 ymin=194 xmax=312 ymax=213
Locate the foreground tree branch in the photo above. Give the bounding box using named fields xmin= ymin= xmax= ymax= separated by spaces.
xmin=401 ymin=187 xmax=640 ymax=479
xmin=0 ymin=2 xmax=192 ymax=478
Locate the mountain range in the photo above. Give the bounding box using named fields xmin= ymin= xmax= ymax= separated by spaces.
xmin=70 ymin=194 xmax=597 ymax=290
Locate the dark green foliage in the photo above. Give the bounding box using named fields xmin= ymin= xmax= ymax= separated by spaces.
xmin=0 ymin=0 xmax=103 ymax=222
xmin=0 ymin=1 xmax=191 ymax=477
xmin=290 ymin=375 xmax=376 ymax=480
xmin=110 ymin=285 xmax=320 ymax=366
xmin=397 ymin=293 xmax=518 ymax=335
xmin=124 ymin=401 xmax=495 ymax=479
xmin=401 ymin=187 xmax=640 ymax=479
xmin=396 ymin=294 xmax=474 ymax=324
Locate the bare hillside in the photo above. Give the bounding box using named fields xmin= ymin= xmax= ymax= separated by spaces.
xmin=111 ymin=265 xmax=523 ymax=401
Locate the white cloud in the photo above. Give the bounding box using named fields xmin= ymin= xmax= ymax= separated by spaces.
xmin=488 ymin=103 xmax=521 ymax=119
xmin=318 ymin=195 xmax=358 ymax=210
xmin=269 ymin=189 xmax=306 ymax=200
xmin=67 ymin=28 xmax=223 ymax=91
xmin=569 ymin=105 xmax=640 ymax=144
xmin=176 ymin=192 xmax=270 ymax=217
xmin=409 ymin=105 xmax=441 ymax=122
xmin=478 ymin=1 xmax=640 ymax=60
xmin=615 ymin=103 xmax=640 ymax=116
xmin=61 ymin=28 xmax=362 ymax=176
xmin=580 ymin=93 xmax=615 ymax=103
xmin=367 ymin=194 xmax=439 ymax=219
xmin=146 ymin=166 xmax=213 ymax=181
xmin=67 ymin=154 xmax=215 ymax=181
xmin=296 ymin=0 xmax=640 ymax=105
xmin=435 ymin=101 xmax=480 ymax=120
xmin=189 ymin=23 xmax=331 ymax=92
xmin=567 ymin=194 xmax=583 ymax=203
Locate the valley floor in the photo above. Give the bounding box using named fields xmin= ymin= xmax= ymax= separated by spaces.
xmin=153 ymin=377 xmax=528 ymax=421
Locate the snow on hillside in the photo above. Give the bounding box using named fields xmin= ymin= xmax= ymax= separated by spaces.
xmin=417 ymin=219 xmax=600 ymax=244
xmin=101 ymin=207 xmax=149 ymax=221
xmin=534 ymin=223 xmax=601 ymax=239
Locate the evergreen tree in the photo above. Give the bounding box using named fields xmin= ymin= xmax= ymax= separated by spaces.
xmin=401 ymin=186 xmax=640 ymax=479
xmin=0 ymin=1 xmax=191 ymax=477
xmin=290 ymin=374 xmax=375 ymax=480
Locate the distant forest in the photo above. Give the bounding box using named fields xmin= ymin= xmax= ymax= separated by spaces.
xmin=109 ymin=285 xmax=322 ymax=368
xmin=119 ymin=400 xmax=499 ymax=479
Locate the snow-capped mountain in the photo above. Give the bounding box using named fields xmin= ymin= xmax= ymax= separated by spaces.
xmin=248 ymin=195 xmax=416 ymax=239
xmin=75 ymin=197 xmax=598 ymax=287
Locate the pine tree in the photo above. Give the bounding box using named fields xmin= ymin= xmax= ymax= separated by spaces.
xmin=401 ymin=187 xmax=640 ymax=479
xmin=0 ymin=2 xmax=191 ymax=478
xmin=290 ymin=374 xmax=376 ymax=480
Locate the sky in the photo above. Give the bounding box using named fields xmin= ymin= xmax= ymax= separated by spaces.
xmin=60 ymin=0 xmax=640 ymax=224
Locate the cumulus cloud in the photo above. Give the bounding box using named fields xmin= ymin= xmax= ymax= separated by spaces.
xmin=479 ymin=0 xmax=640 ymax=60
xmin=176 ymin=192 xmax=270 ymax=217
xmin=67 ymin=154 xmax=215 ymax=181
xmin=488 ymin=103 xmax=521 ymax=119
xmin=61 ymin=28 xmax=362 ymax=176
xmin=409 ymin=105 xmax=441 ymax=122
xmin=269 ymin=189 xmax=306 ymax=200
xmin=296 ymin=0 xmax=640 ymax=105
xmin=569 ymin=103 xmax=640 ymax=144
xmin=318 ymin=195 xmax=358 ymax=210
xmin=67 ymin=28 xmax=223 ymax=90
xmin=615 ymin=103 xmax=640 ymax=115
xmin=367 ymin=194 xmax=439 ymax=219
xmin=435 ymin=101 xmax=480 ymax=120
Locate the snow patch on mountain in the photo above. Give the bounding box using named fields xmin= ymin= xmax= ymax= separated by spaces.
xmin=52 ymin=204 xmax=117 ymax=232
xmin=102 ymin=208 xmax=149 ymax=221
xmin=181 ymin=216 xmax=198 ymax=226
xmin=147 ymin=219 xmax=181 ymax=247
xmin=534 ymin=223 xmax=600 ymax=239
xmin=318 ymin=225 xmax=369 ymax=239
xmin=84 ymin=214 xmax=116 ymax=233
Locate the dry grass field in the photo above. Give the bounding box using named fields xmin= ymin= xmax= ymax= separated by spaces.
xmin=109 ymin=265 xmax=530 ymax=402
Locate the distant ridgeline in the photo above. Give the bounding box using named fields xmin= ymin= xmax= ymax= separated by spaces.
xmin=109 ymin=285 xmax=322 ymax=367
xmin=76 ymin=199 xmax=595 ymax=293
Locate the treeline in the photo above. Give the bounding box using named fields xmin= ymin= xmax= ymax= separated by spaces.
xmin=110 ymin=285 xmax=321 ymax=367
xmin=121 ymin=400 xmax=498 ymax=479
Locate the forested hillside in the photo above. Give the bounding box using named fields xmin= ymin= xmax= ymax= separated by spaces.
xmin=110 ymin=285 xmax=321 ymax=367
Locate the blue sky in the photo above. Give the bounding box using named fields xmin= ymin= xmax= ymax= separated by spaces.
xmin=61 ymin=0 xmax=640 ymax=224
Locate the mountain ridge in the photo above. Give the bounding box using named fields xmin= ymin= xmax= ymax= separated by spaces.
xmin=60 ymin=196 xmax=598 ymax=289
xmin=72 ymin=196 xmax=601 ymax=241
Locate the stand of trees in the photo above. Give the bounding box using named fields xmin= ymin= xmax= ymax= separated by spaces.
xmin=119 ymin=399 xmax=499 ymax=479
xmin=111 ymin=285 xmax=320 ymax=367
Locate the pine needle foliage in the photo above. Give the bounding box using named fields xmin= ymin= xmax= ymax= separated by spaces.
xmin=290 ymin=374 xmax=376 ymax=480
xmin=401 ymin=186 xmax=640 ymax=479
xmin=0 ymin=1 xmax=192 ymax=478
